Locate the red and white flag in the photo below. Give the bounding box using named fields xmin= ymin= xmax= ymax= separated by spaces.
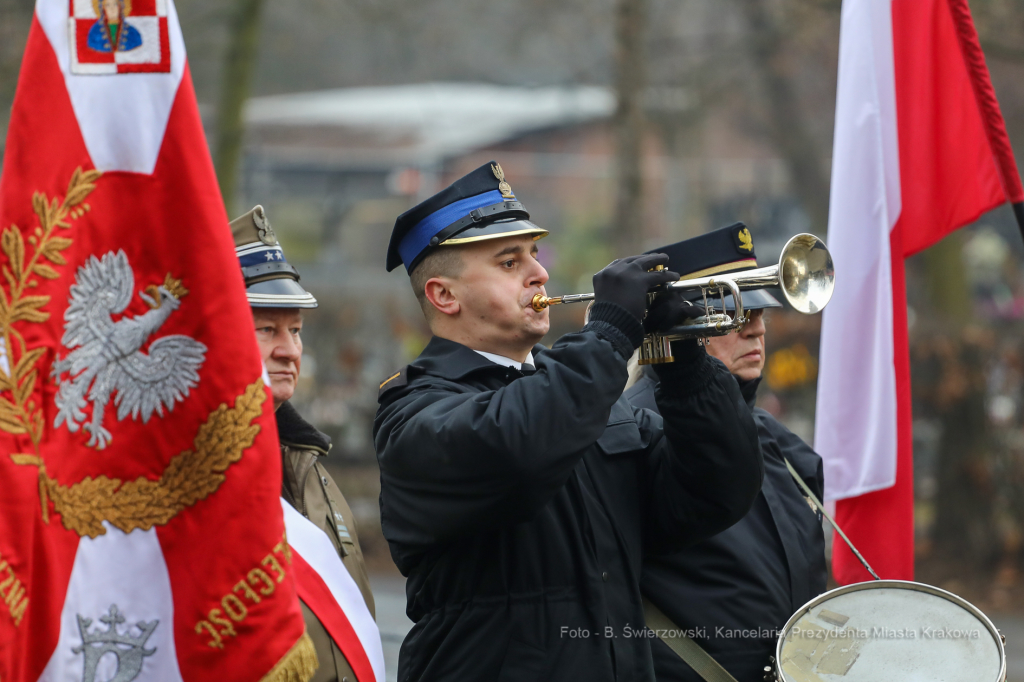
xmin=282 ymin=500 xmax=386 ymax=682
xmin=815 ymin=0 xmax=1024 ymax=583
xmin=0 ymin=1 xmax=316 ymax=679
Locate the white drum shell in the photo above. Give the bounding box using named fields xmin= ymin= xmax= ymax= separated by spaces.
xmin=775 ymin=580 xmax=1005 ymax=682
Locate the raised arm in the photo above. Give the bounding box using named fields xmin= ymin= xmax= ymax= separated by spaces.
xmin=639 ymin=342 xmax=764 ymax=555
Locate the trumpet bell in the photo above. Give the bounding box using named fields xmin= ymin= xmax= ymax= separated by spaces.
xmin=778 ymin=233 xmax=834 ymax=314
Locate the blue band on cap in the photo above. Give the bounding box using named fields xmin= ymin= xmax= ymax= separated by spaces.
xmin=398 ymin=190 xmax=506 ymax=271
xmin=238 ymin=245 xmax=287 ymax=266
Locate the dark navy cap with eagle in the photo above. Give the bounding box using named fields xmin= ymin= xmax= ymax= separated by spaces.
xmin=649 ymin=222 xmax=781 ymax=311
xmin=231 ymin=205 xmax=318 ymax=308
xmin=386 ymin=161 xmax=549 ymax=273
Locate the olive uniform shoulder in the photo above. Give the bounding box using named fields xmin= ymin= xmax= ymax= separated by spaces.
xmin=278 ymin=402 xmax=375 ymax=682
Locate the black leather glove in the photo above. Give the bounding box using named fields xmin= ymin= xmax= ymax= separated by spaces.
xmin=643 ymin=291 xmax=706 ymax=334
xmin=592 ymin=253 xmax=679 ymax=322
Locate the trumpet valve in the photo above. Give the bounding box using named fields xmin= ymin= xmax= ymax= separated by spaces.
xmin=638 ymin=336 xmax=675 ymax=365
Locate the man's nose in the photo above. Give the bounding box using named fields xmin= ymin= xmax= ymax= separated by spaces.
xmin=742 ymin=313 xmax=766 ymax=337
xmin=527 ymin=257 xmax=549 ymax=288
xmin=273 ymin=332 xmax=301 ymax=360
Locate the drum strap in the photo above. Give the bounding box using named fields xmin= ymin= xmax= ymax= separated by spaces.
xmin=782 ymin=458 xmax=881 ymax=581
xmin=641 ymin=596 xmax=739 ymax=682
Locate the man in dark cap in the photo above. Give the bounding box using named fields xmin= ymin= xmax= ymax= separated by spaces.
xmin=231 ymin=206 xmax=375 ymax=682
xmin=374 ymin=162 xmax=765 ymax=681
xmin=625 ymin=223 xmax=827 ymax=682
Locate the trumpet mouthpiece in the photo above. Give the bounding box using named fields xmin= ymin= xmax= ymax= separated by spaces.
xmin=531 ymin=294 xmax=561 ymax=312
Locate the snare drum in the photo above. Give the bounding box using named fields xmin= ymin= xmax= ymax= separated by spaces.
xmin=773 ymin=580 xmax=1005 ymax=682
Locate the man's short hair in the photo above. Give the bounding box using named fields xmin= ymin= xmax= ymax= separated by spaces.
xmin=410 ymin=247 xmax=465 ymax=319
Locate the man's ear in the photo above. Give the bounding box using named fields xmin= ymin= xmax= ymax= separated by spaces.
xmin=424 ymin=277 xmax=461 ymax=317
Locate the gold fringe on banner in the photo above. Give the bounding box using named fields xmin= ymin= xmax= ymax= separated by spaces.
xmin=260 ymin=631 xmax=319 ymax=682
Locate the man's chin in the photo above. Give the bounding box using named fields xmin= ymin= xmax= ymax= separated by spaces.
xmin=733 ymin=365 xmax=764 ymax=382
xmin=270 ymin=380 xmax=295 ymax=406
xmin=523 ymin=319 xmax=550 ymax=341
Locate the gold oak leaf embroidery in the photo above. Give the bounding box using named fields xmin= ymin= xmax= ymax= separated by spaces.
xmin=12 ymin=380 xmax=266 ymax=538
xmin=0 ymin=168 xmax=99 ymax=451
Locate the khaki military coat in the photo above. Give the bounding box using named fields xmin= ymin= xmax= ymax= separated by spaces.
xmin=278 ymin=402 xmax=375 ymax=682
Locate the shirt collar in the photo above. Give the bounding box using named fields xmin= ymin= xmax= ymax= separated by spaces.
xmin=473 ymin=350 xmax=534 ymax=370
xmin=410 ymin=336 xmax=543 ymax=381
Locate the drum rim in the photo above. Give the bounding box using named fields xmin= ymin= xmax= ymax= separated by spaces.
xmin=774 ymin=580 xmax=1006 ymax=682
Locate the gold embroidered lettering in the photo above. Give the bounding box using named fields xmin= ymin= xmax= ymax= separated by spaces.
xmin=195 ymin=620 xmax=224 ymax=649
xmin=10 ymin=595 xmax=27 ymax=626
xmin=0 ymin=567 xmax=14 ymax=594
xmin=209 ymin=608 xmax=236 ymax=637
xmin=0 ymin=554 xmax=29 ymax=627
xmin=221 ymin=594 xmax=248 ymax=622
xmin=194 ymin=532 xmax=289 ymax=653
xmin=274 ymin=538 xmax=292 ymax=564
xmin=262 ymin=554 xmax=285 ymax=582
xmin=248 ymin=568 xmax=275 ymax=596
xmin=234 ymin=580 xmax=261 ymax=604
xmin=4 ymin=580 xmax=24 ymax=608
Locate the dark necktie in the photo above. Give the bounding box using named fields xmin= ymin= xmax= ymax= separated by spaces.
xmin=520 ymin=363 xmax=537 ymax=375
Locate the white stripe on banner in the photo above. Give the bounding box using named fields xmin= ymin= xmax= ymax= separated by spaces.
xmin=814 ymin=0 xmax=902 ymax=501
xmin=35 ymin=0 xmax=187 ymax=174
xmin=281 ymin=498 xmax=386 ymax=682
xmin=37 ymin=525 xmax=185 ymax=682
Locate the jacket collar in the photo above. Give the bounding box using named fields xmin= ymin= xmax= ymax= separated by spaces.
xmin=276 ymin=401 xmax=331 ymax=455
xmin=737 ymin=376 xmax=761 ymax=409
xmin=411 ymin=335 xmax=545 ymax=381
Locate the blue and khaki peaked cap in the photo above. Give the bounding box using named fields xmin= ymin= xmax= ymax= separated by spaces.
xmin=386 ymin=161 xmax=549 ymax=273
xmin=231 ymin=205 xmax=318 ymax=309
xmin=649 ymin=222 xmax=781 ymax=311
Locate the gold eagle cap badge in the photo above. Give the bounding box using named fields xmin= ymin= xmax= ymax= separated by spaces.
xmin=737 ymin=227 xmax=754 ymax=252
xmin=491 ymin=163 xmax=515 ymax=199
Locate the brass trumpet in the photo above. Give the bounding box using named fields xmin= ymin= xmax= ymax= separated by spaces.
xmin=532 ymin=233 xmax=835 ymax=365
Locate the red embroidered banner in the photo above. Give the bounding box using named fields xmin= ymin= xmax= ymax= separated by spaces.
xmin=0 ymin=1 xmax=314 ymax=680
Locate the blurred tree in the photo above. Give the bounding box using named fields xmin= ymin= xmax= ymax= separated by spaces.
xmin=918 ymin=330 xmax=1001 ymax=563
xmin=733 ymin=0 xmax=831 ymax=230
xmin=214 ymin=0 xmax=267 ymax=215
xmin=923 ymin=233 xmax=973 ymax=322
xmin=921 ymin=234 xmax=992 ymax=563
xmin=613 ymin=0 xmax=648 ymax=255
xmin=0 ymin=0 xmax=33 ymax=156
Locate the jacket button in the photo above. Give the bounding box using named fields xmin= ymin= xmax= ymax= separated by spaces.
xmin=602 ymin=571 xmax=609 ymax=582
xmin=321 ymin=476 xmax=329 ymax=486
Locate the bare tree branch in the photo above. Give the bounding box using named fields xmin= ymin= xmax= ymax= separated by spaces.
xmin=733 ymin=0 xmax=831 ymax=230
xmin=214 ymin=0 xmax=268 ymax=215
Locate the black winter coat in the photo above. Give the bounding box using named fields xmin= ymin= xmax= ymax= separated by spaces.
xmin=373 ymin=317 xmax=763 ymax=682
xmin=626 ymin=370 xmax=826 ymax=682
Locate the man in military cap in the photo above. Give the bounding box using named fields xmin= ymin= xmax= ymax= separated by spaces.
xmin=374 ymin=162 xmax=765 ymax=681
xmin=231 ymin=206 xmax=375 ymax=682
xmin=625 ymin=223 xmax=827 ymax=682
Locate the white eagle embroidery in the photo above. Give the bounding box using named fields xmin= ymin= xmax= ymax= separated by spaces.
xmin=52 ymin=250 xmax=207 ymax=449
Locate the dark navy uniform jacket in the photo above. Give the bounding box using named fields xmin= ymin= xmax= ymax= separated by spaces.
xmin=626 ymin=369 xmax=826 ymax=682
xmin=374 ymin=310 xmax=763 ymax=682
